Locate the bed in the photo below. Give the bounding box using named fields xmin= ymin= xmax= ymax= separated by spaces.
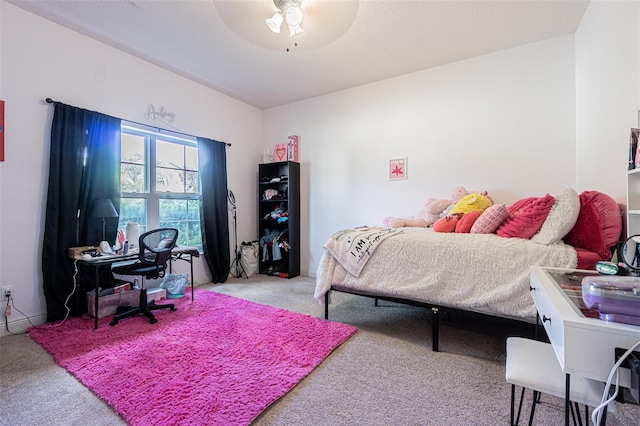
xmin=315 ymin=189 xmax=623 ymax=351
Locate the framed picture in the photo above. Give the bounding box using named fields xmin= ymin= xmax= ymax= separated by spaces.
xmin=389 ymin=157 xmax=407 ymax=180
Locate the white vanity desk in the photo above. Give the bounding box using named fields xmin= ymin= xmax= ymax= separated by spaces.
xmin=528 ymin=267 xmax=640 ymax=425
xmin=530 ymin=266 xmax=640 ymax=389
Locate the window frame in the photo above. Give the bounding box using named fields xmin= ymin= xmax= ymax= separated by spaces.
xmin=119 ymin=123 xmax=202 ymax=249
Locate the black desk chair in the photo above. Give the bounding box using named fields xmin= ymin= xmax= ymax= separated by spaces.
xmin=110 ymin=228 xmax=179 ymax=326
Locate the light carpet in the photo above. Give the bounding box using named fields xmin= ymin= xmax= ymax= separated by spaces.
xmin=27 ymin=289 xmax=357 ymax=425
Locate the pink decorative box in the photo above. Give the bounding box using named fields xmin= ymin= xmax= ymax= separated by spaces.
xmin=274 ymin=144 xmax=288 ymax=162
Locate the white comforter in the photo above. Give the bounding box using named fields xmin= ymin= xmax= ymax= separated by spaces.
xmin=315 ymin=227 xmax=578 ymax=320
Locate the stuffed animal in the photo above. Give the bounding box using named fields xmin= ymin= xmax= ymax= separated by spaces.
xmin=383 ymin=186 xmax=470 ymax=228
xmin=420 ymin=198 xmax=457 ymax=226
xmin=450 ymin=186 xmax=469 ymax=203
xmin=438 ymin=186 xmax=471 ymax=218
xmin=448 ymin=193 xmax=493 ymax=215
xmin=383 ymin=198 xmax=447 ymax=228
xmin=433 ymin=214 xmax=460 ymax=232
xmin=383 ymin=216 xmax=427 ymax=228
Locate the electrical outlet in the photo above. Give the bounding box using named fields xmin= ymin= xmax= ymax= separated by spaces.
xmin=616 ymin=347 xmax=640 ymax=403
xmin=1 ymin=286 xmax=14 ymax=300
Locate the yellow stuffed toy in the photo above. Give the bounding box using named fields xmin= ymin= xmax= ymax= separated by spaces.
xmin=448 ymin=193 xmax=493 ymax=215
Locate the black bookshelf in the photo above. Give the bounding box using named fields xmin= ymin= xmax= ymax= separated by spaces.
xmin=258 ymin=161 xmax=300 ymax=278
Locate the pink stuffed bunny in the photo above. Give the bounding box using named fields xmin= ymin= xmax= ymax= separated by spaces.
xmin=383 ymin=186 xmax=471 ymax=228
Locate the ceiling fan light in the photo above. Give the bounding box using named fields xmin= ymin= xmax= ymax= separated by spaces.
xmin=285 ymin=6 xmax=304 ymax=27
xmin=288 ymin=24 xmax=304 ymax=37
xmin=265 ymin=12 xmax=283 ymax=33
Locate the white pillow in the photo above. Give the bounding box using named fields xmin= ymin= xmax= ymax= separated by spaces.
xmin=531 ymin=187 xmax=580 ymax=245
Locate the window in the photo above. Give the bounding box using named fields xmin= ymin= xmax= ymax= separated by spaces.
xmin=119 ymin=124 xmax=202 ymax=249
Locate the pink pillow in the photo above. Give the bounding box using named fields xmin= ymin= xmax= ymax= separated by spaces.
xmin=433 ymin=216 xmax=458 ymax=233
xmin=563 ymin=191 xmax=622 ymax=260
xmin=470 ymin=204 xmax=509 ymax=234
xmin=496 ymin=194 xmax=555 ymax=239
xmin=455 ymin=211 xmax=480 ymax=233
xmin=531 ymin=187 xmax=580 ymax=245
xmin=507 ymin=197 xmax=537 ymax=213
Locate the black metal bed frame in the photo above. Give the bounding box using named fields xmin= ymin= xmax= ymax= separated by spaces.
xmin=324 ymin=287 xmax=538 ymax=352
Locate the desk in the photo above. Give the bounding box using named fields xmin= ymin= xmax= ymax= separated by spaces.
xmin=529 ymin=266 xmax=640 ymax=425
xmin=169 ymin=246 xmax=199 ymax=301
xmin=76 ymin=253 xmax=138 ymax=330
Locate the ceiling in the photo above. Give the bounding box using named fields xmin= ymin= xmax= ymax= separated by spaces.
xmin=9 ymin=0 xmax=590 ymax=109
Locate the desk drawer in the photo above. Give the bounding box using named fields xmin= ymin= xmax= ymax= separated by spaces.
xmin=530 ymin=275 xmax=566 ymax=369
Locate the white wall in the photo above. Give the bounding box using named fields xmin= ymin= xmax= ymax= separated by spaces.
xmin=575 ymin=0 xmax=640 ymax=202
xmin=2 ymin=1 xmax=638 ymax=334
xmin=0 ymin=2 xmax=262 ymax=334
xmin=263 ymin=36 xmax=578 ymax=277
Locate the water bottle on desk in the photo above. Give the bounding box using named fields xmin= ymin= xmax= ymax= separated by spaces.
xmin=123 ymin=240 xmax=129 ymax=255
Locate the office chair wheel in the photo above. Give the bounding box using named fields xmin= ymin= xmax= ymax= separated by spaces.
xmin=148 ymin=300 xmax=177 ymax=312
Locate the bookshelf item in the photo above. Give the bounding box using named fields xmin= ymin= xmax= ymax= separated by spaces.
xmin=627 ymin=127 xmax=640 ymax=237
xmin=258 ymin=161 xmax=300 ymax=278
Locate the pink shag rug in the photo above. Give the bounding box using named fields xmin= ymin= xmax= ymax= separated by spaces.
xmin=28 ymin=289 xmax=357 ymax=425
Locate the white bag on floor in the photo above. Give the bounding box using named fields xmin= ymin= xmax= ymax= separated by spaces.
xmin=240 ymin=241 xmax=259 ymax=277
xmin=161 ymin=273 xmax=188 ymax=298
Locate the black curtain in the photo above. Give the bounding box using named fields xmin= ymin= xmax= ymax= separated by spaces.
xmin=197 ymin=137 xmax=230 ymax=283
xmin=42 ymin=102 xmax=121 ymax=321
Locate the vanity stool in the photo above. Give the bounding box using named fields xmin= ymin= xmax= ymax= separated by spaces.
xmin=505 ymin=337 xmax=612 ymax=425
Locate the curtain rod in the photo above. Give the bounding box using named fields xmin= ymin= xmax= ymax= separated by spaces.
xmin=45 ymin=98 xmax=231 ymax=146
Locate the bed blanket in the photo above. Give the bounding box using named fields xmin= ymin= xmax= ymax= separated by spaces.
xmin=323 ymin=227 xmax=402 ymax=277
xmin=315 ymin=228 xmax=578 ymax=320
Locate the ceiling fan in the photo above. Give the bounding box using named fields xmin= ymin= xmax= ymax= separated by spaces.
xmin=265 ymin=0 xmax=309 ymax=37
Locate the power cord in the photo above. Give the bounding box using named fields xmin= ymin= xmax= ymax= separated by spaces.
xmin=52 ymin=258 xmax=79 ymax=327
xmin=4 ymin=293 xmax=12 ymax=334
xmin=4 ymin=292 xmax=11 ymax=317
xmin=4 ymin=292 xmax=35 ymax=335
xmin=591 ymin=340 xmax=640 ymax=426
xmin=4 ymin=259 xmax=81 ymax=333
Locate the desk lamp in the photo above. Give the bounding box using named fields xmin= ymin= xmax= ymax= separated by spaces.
xmin=90 ymin=198 xmax=118 ymax=242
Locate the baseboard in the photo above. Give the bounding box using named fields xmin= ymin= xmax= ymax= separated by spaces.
xmin=194 ymin=274 xmax=211 ymax=286
xmin=0 ymin=269 xmax=313 ymax=338
xmin=1 ymin=313 xmax=47 ymax=337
